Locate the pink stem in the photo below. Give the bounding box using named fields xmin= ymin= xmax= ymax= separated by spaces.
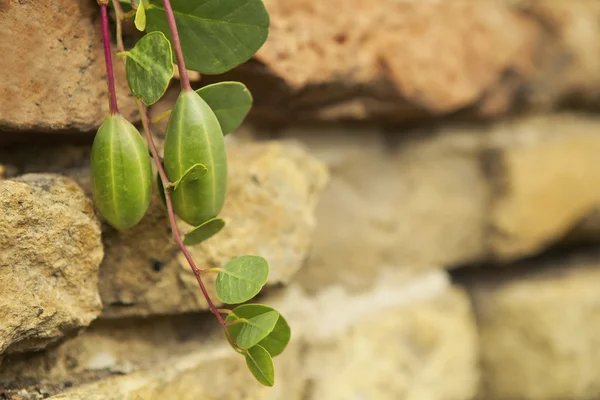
xmin=99 ymin=3 xmax=120 ymax=114
xmin=110 ymin=0 xmax=237 ymax=349
xmin=161 ymin=0 xmax=191 ymax=91
xmin=136 ymin=101 xmax=235 ymax=345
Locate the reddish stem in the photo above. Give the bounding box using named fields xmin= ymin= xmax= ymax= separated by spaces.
xmin=161 ymin=0 xmax=191 ymax=91
xmin=136 ymin=101 xmax=235 ymax=345
xmin=110 ymin=0 xmax=236 ymax=348
xmin=99 ymin=3 xmax=120 ymax=114
xmin=137 ymin=102 xmax=233 ymax=337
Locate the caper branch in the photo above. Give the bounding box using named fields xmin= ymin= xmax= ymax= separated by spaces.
xmin=107 ymin=0 xmax=236 ymax=346
xmin=93 ymin=0 xmax=287 ymax=386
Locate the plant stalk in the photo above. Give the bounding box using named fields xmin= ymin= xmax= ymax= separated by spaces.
xmin=161 ymin=0 xmax=191 ymax=91
xmin=135 ymin=100 xmax=227 ymax=326
xmin=111 ymin=0 xmax=236 ymax=348
xmin=112 ymin=0 xmax=126 ymax=51
xmin=99 ymin=3 xmax=120 ymax=114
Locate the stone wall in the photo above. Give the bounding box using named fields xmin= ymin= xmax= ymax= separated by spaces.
xmin=2 ymin=0 xmax=600 ymax=399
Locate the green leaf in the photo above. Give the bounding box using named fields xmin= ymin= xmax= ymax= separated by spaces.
xmin=172 ymin=163 xmax=207 ymax=191
xmin=134 ymin=1 xmax=147 ymax=31
xmin=257 ymin=313 xmax=291 ymax=357
xmin=244 ymin=345 xmax=274 ymax=387
xmin=229 ymin=313 xmax=279 ymax=350
xmin=146 ymin=0 xmax=270 ymax=74
xmin=196 ymin=82 xmax=252 ymax=135
xmin=216 ymin=255 xmax=269 ymax=304
xmin=125 ymin=31 xmax=174 ymax=105
xmin=226 ymin=304 xmax=290 ymax=356
xmin=183 ymin=217 xmax=225 ymax=246
xmin=226 ymin=305 xmax=279 ymax=349
xmin=148 ymin=82 xmax=253 ymax=135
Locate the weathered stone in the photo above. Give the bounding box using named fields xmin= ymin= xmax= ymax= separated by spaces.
xmin=5 ymin=113 xmax=600 ymax=316
xmin=209 ymin=0 xmax=534 ymax=123
xmin=484 ymin=114 xmax=600 ymax=260
xmin=0 ymin=0 xmax=137 ymax=132
xmin=460 ymin=249 xmax=600 ymax=400
xmin=566 ymin=208 xmax=600 ymax=244
xmin=48 ymin=343 xmax=302 ymax=400
xmin=0 ymin=313 xmax=302 ymax=400
xmin=282 ymin=114 xmax=600 ymax=293
xmin=297 ymin=284 xmax=479 ymax=400
xmin=1 ymin=270 xmax=477 ymax=400
xmin=93 ymin=280 xmax=478 ymax=400
xmin=207 ymin=0 xmax=600 ymax=123
xmin=0 ymin=174 xmax=103 ymax=356
xmin=281 ymin=127 xmax=488 ymax=293
xmin=100 ymin=139 xmax=328 ymax=317
xmin=0 ymin=137 xmax=328 ymax=317
xmin=513 ymin=0 xmax=600 ymax=109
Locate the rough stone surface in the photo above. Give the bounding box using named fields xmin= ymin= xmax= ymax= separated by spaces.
xmin=281 ymin=127 xmax=488 ymax=292
xmin=460 ymin=249 xmax=600 ymax=400
xmin=299 ymin=285 xmax=479 ymax=400
xmin=0 ymin=174 xmax=103 ymax=357
xmin=0 ymin=138 xmax=327 ymax=317
xmin=566 ymin=209 xmax=600 ymax=244
xmin=0 ymin=0 xmax=137 ymax=132
xmin=226 ymin=0 xmax=535 ymax=123
xmin=0 ymin=314 xmax=302 ymax=400
xmin=484 ymin=115 xmax=600 ymax=260
xmin=514 ymin=0 xmax=600 ymax=109
xmin=0 ymin=270 xmax=477 ymax=400
xmin=100 ymin=140 xmax=328 ymax=317
xmin=207 ymin=0 xmax=600 ymax=123
xmin=279 ymin=114 xmax=600 ymax=293
xmin=47 ymin=344 xmax=302 ymax=400
xmin=4 ymin=114 xmax=600 ymax=299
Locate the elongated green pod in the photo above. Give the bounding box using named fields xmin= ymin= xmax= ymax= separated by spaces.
xmin=163 ymin=90 xmax=227 ymax=226
xmin=91 ymin=114 xmax=153 ymax=231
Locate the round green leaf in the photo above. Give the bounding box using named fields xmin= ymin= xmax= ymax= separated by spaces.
xmin=183 ymin=217 xmax=225 ymax=246
xmin=146 ymin=0 xmax=270 ymax=74
xmin=226 ymin=304 xmax=290 ymax=356
xmin=227 ymin=311 xmax=278 ymax=349
xmin=257 ymin=313 xmax=291 ymax=357
xmin=226 ymin=304 xmax=278 ymax=349
xmin=215 ymin=255 xmax=269 ymax=304
xmin=244 ymin=345 xmax=274 ymax=387
xmin=126 ymin=31 xmax=174 ymax=105
xmin=196 ymin=82 xmax=252 ymax=135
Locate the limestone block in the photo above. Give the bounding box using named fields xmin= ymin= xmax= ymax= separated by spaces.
xmin=0 ymin=174 xmax=103 ymax=356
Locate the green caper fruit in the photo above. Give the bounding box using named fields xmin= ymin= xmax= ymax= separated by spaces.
xmin=90 ymin=113 xmax=153 ymax=230
xmin=163 ymin=90 xmax=227 ymax=226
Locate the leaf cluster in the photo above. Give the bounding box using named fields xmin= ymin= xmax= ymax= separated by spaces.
xmin=105 ymin=0 xmax=286 ymax=386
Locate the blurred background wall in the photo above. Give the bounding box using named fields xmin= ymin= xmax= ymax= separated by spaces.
xmin=2 ymin=0 xmax=600 ymax=399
